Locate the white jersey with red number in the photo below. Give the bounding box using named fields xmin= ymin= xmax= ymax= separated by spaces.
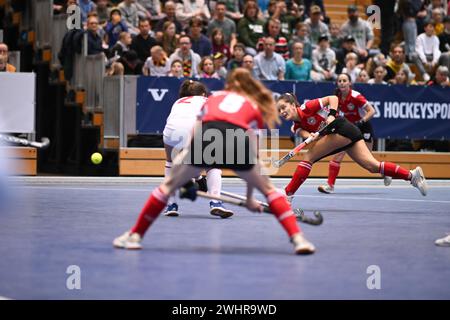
xmin=201 ymin=91 xmax=264 ymax=130
xmin=338 ymin=89 xmax=368 ymax=123
xmin=292 ymin=98 xmax=329 ymax=133
xmin=163 ymin=95 xmax=207 ymax=148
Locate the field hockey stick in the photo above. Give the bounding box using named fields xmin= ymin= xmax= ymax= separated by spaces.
xmin=273 ymin=124 xmax=329 ymax=168
xmin=0 ymin=134 xmax=50 ymax=149
xmin=220 ymin=190 xmax=323 ymax=226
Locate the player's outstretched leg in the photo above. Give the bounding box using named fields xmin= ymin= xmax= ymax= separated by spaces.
xmin=113 ymin=156 xmax=203 ymax=250
xmin=163 ymin=161 xmax=179 ymax=217
xmin=235 ymin=164 xmax=315 ymax=255
xmin=318 ymin=152 xmax=345 ymax=194
xmin=346 ymin=140 xmax=428 ymax=196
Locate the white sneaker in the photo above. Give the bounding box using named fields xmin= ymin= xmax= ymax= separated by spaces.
xmin=435 ymin=234 xmax=450 ymax=247
xmin=277 ymin=188 xmax=293 ymax=204
xmin=410 ymin=166 xmax=428 ymax=196
xmin=383 ymin=175 xmax=392 ymax=186
xmin=291 ymin=233 xmax=315 ymax=255
xmin=318 ymin=184 xmax=334 ymax=194
xmin=113 ymin=231 xmax=142 ymax=250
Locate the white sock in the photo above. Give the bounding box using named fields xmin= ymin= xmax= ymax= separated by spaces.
xmin=165 ymin=161 xmax=175 ymax=204
xmin=207 ymin=168 xmax=222 ymax=199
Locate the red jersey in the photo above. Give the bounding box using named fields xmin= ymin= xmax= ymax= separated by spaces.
xmin=292 ymin=98 xmax=329 ymax=133
xmin=338 ymin=89 xmax=368 ymax=123
xmin=201 ymin=91 xmax=264 ymax=130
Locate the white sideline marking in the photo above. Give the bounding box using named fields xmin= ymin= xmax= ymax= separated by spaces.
xmin=17 ymin=186 xmax=450 ymax=204
xmin=0 ymin=296 xmax=12 ymax=300
xmin=294 ymin=194 xmax=450 ymax=204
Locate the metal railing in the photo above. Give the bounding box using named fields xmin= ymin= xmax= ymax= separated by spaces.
xmin=52 ymin=13 xmax=69 ymax=66
xmin=34 ymin=0 xmax=53 ymax=49
xmin=103 ymin=76 xmax=123 ymax=141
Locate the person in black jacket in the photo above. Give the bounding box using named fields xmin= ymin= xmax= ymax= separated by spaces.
xmin=130 ymin=17 xmax=157 ymax=63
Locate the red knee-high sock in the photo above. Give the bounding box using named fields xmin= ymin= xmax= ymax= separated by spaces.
xmin=327 ymin=160 xmax=341 ymax=187
xmin=285 ymin=161 xmax=312 ymax=195
xmin=131 ymin=187 xmax=169 ymax=236
xmin=267 ymin=191 xmax=301 ymax=237
xmin=379 ymin=162 xmax=411 ymax=180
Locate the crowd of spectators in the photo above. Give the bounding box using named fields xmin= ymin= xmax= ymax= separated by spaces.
xmin=53 ymin=0 xmax=450 ymax=87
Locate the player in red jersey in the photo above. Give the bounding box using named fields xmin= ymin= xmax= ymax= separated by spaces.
xmin=317 ymin=73 xmax=392 ymax=194
xmin=113 ymin=68 xmax=316 ymax=255
xmin=276 ymin=92 xmax=428 ymax=199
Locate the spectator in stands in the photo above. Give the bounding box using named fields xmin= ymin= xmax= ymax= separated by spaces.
xmin=176 ymin=0 xmax=211 ymax=29
xmin=340 ymin=5 xmax=375 ymax=61
xmin=207 ymin=1 xmax=237 ymax=49
xmin=118 ymin=49 xmax=143 ymax=74
xmin=341 ymin=52 xmax=361 ymax=83
xmin=154 ymin=1 xmax=183 ymax=35
xmin=95 ymin=0 xmax=111 ymax=26
xmin=227 ymin=42 xmax=245 ymax=71
xmin=159 ymin=21 xmax=179 ymax=57
xmin=86 ymin=15 xmax=104 ymax=55
xmin=432 ymin=8 xmax=446 ymax=35
xmin=289 ymin=22 xmax=312 ymax=60
xmin=365 ymin=52 xmax=387 ymax=79
xmin=79 ymin=0 xmax=97 ymax=25
xmin=211 ymin=0 xmax=243 ymax=21
xmin=109 ymin=31 xmax=132 ymax=58
xmin=373 ymin=0 xmax=396 ymax=55
xmin=138 ymin=0 xmax=163 ymax=19
xmin=142 ymin=45 xmax=170 ymax=76
xmin=438 ymin=15 xmax=450 ymax=68
xmin=118 ymin=0 xmax=141 ymax=35
xmin=335 ymin=35 xmax=361 ymax=75
xmin=311 ymin=34 xmax=336 ymax=81
xmin=368 ymin=65 xmax=388 ymax=84
xmin=167 ymin=59 xmax=184 ymax=78
xmin=389 ymin=68 xmax=411 ymax=85
xmin=212 ymin=52 xmax=228 ymax=78
xmin=416 ymin=19 xmax=441 ymax=80
xmin=104 ymin=8 xmax=129 ymax=48
xmin=189 ymin=17 xmax=212 ymax=57
xmin=269 ymin=0 xmax=295 ymax=38
xmin=211 ymin=28 xmax=231 ymax=62
xmin=131 ymin=18 xmax=157 ymax=62
xmin=237 ymin=0 xmax=265 ymax=56
xmin=385 ymin=45 xmax=416 ymax=82
xmin=355 ymin=69 xmax=369 ymax=83
xmin=198 ymin=56 xmax=221 ymax=79
xmin=0 ymin=43 xmax=16 ymax=72
xmin=168 ymin=35 xmax=201 ymax=77
xmin=304 ymin=5 xmax=329 ymax=48
xmin=329 ymin=23 xmax=342 ymax=51
xmin=285 ymin=41 xmax=312 ymax=81
xmin=242 ymin=54 xmax=257 ymax=77
xmin=106 ymin=61 xmax=125 ymax=75
xmin=257 ymin=18 xmax=289 ymax=60
xmin=426 ymin=65 xmax=450 ymax=86
xmin=397 ymin=0 xmax=423 ymax=61
xmin=253 ymin=36 xmax=286 ymax=80
xmin=303 ymin=0 xmax=326 ymax=19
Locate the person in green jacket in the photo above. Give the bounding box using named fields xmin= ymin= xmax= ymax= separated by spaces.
xmin=236 ymin=0 xmax=266 ymax=56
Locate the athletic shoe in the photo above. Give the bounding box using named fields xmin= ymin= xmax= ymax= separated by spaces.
xmin=210 ymin=201 xmax=234 ymax=219
xmin=291 ymin=233 xmax=315 ymax=255
xmin=383 ymin=175 xmax=392 ymax=186
xmin=164 ymin=203 xmax=179 ymax=217
xmin=410 ymin=166 xmax=428 ymax=196
xmin=318 ymin=184 xmax=334 ymax=194
xmin=113 ymin=231 xmax=142 ymax=250
xmin=277 ymin=188 xmax=293 ymax=204
xmin=435 ymin=234 xmax=450 ymax=247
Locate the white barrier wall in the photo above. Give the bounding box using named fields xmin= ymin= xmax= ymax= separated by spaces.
xmin=0 ymin=72 xmax=36 ymax=133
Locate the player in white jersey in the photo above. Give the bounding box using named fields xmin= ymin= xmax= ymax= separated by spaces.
xmin=162 ymin=80 xmax=233 ymax=218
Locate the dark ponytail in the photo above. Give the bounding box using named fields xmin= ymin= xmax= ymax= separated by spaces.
xmin=179 ymin=79 xmax=208 ymax=98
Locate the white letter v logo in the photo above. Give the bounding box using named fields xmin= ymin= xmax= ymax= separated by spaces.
xmin=148 ymin=89 xmax=169 ymax=101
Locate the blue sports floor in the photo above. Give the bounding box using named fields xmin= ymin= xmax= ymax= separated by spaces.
xmin=0 ymin=177 xmax=449 ymax=300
